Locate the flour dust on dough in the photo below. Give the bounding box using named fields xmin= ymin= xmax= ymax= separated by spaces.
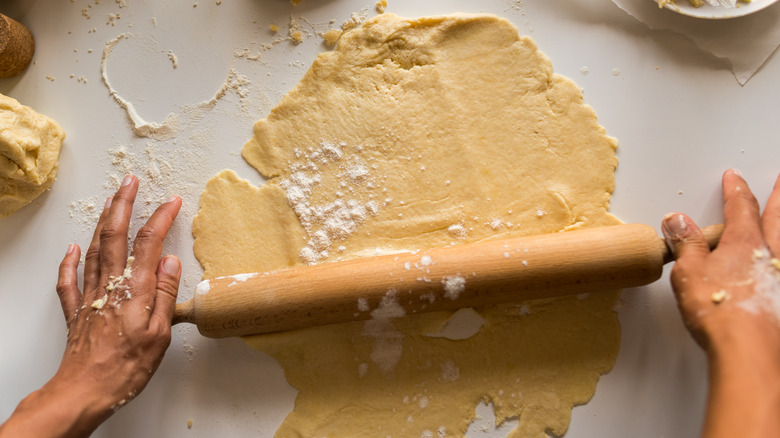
xmin=0 ymin=93 xmax=65 ymax=219
xmin=193 ymin=13 xmax=621 ymax=438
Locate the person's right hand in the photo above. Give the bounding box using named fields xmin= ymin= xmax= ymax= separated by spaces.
xmin=661 ymin=169 xmax=780 ymax=438
xmin=662 ymin=169 xmax=780 ymax=350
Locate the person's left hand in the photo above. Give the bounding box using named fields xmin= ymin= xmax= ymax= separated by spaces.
xmin=53 ymin=174 xmax=182 ymax=413
xmin=0 ymin=175 xmax=183 ymax=438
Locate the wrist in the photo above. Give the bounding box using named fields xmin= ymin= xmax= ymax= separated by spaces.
xmin=0 ymin=376 xmax=113 ymax=438
xmin=699 ymin=315 xmax=780 ymax=438
xmin=699 ymin=307 xmax=780 ymax=360
xmin=705 ymin=316 xmax=780 ymax=403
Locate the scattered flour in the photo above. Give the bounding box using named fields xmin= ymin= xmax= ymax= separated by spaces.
xmin=442 ymin=275 xmax=466 ymax=300
xmin=488 ymin=218 xmax=504 ymax=230
xmin=101 ymin=33 xmax=255 ymax=140
xmin=280 ymin=140 xmax=388 ymax=264
xmin=361 ymin=290 xmax=405 ymax=374
xmin=195 ymin=280 xmax=211 ymax=296
xmin=447 ymin=224 xmax=467 ymax=239
xmin=737 ymin=248 xmax=780 ymax=321
xmin=69 ymin=198 xmax=103 ymax=227
xmin=439 ymin=359 xmax=460 ymax=383
xmin=227 ymin=272 xmax=258 ymax=287
xmin=357 ymin=297 xmax=370 ymax=312
xmin=101 ymin=33 xmax=178 ymax=139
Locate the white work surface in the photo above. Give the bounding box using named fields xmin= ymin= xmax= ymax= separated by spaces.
xmin=1 ymin=1 xmax=779 ymax=437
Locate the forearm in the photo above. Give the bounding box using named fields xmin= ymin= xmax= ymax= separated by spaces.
xmin=701 ymin=322 xmax=780 ymax=438
xmin=0 ymin=378 xmax=112 ymax=438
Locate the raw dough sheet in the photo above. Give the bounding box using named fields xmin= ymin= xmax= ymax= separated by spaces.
xmin=194 ymin=13 xmax=621 ymax=438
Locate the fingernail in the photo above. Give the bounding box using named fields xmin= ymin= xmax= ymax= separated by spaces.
xmin=66 ymin=244 xmax=76 ymax=255
xmin=662 ymin=213 xmax=687 ymax=240
xmin=162 ymin=256 xmax=180 ymax=275
xmin=122 ymin=175 xmax=134 ymax=187
xmin=166 ymin=195 xmax=179 ymax=203
xmin=730 ymin=168 xmax=743 ymax=177
xmin=104 ymin=196 xmax=113 ymax=209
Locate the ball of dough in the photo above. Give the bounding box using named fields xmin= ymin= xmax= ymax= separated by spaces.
xmin=0 ymin=93 xmax=65 ymax=219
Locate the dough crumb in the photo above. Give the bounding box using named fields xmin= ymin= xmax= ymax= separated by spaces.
xmin=753 ymin=248 xmax=769 ymax=260
xmin=323 ymin=28 xmax=343 ymax=47
xmin=91 ymin=294 xmax=108 ymax=309
xmin=711 ymin=289 xmax=729 ymax=304
xmin=168 ymin=51 xmax=178 ymax=69
xmin=102 ymin=257 xmax=135 ymax=308
xmin=341 ymin=11 xmax=367 ymax=31
xmin=187 ymin=419 xmax=194 ymax=429
xmin=376 ymin=0 xmax=388 ymax=13
xmin=106 ymin=13 xmax=121 ymax=26
xmin=291 ymin=31 xmax=303 ymax=44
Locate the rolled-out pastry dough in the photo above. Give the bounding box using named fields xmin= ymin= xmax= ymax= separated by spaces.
xmin=194 ymin=13 xmax=621 ymax=438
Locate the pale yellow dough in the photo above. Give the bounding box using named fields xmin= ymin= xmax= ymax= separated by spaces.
xmin=194 ymin=13 xmax=621 ymax=437
xmin=0 ymin=93 xmax=65 ymax=219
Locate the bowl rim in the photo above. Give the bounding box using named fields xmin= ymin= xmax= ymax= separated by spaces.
xmin=660 ymin=0 xmax=779 ymax=19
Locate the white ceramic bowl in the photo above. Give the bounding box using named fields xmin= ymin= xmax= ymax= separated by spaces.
xmin=660 ymin=0 xmax=779 ymax=18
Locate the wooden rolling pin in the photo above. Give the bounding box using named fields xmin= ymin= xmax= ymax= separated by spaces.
xmin=173 ymin=223 xmax=723 ymax=338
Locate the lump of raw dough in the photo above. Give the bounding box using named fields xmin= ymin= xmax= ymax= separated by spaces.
xmin=0 ymin=93 xmax=65 ymax=219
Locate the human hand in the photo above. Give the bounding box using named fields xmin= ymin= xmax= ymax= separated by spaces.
xmin=0 ymin=175 xmax=183 ymax=438
xmin=661 ymin=169 xmax=780 ymax=351
xmin=661 ymin=169 xmax=780 ymax=438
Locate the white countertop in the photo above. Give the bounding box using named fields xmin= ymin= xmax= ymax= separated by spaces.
xmin=2 ymin=1 xmax=779 ymax=437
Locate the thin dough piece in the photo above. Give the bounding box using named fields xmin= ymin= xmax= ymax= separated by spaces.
xmin=194 ymin=13 xmax=621 ymax=438
xmin=194 ymin=170 xmax=306 ymax=277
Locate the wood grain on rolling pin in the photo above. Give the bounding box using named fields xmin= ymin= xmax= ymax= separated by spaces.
xmin=175 ymin=223 xmax=723 ymax=338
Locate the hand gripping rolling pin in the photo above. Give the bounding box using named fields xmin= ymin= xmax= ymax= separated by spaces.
xmin=173 ymin=223 xmax=723 ymax=338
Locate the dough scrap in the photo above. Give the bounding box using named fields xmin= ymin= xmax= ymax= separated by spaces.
xmin=0 ymin=93 xmax=65 ymax=219
xmin=194 ymin=13 xmax=621 ymax=438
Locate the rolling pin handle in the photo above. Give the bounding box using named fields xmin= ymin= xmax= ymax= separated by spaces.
xmin=661 ymin=223 xmax=724 ymax=264
xmin=173 ymin=299 xmax=195 ymax=325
